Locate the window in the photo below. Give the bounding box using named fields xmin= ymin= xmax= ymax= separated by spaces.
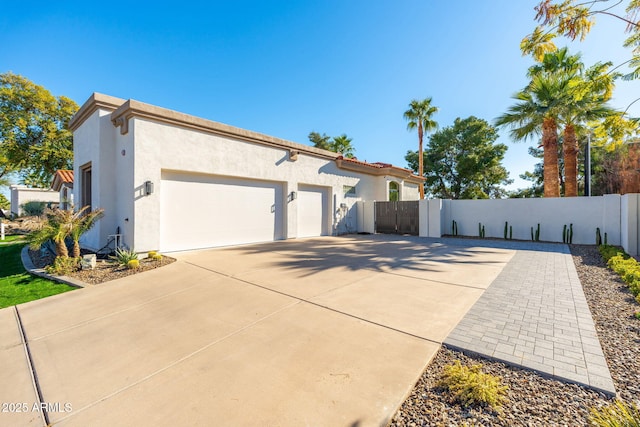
xmin=81 ymin=163 xmax=92 ymax=209
xmin=389 ymin=181 xmax=399 ymax=201
xmin=343 ymin=185 xmax=356 ymax=197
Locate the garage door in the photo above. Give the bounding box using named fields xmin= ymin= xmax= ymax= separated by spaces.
xmin=297 ymin=184 xmax=329 ymax=238
xmin=160 ymin=171 xmax=284 ymax=252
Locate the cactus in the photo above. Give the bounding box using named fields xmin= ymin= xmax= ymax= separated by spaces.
xmin=531 ymin=226 xmax=534 ymax=241
xmin=479 ymin=222 xmax=482 ymax=238
xmin=127 ymin=259 xmax=140 ymax=269
xmin=535 ymin=224 xmax=540 ymax=241
xmin=569 ymin=223 xmax=573 ymax=244
xmin=596 ymin=228 xmax=602 ymax=246
xmin=452 ymin=220 xmax=458 ymax=236
xmin=504 ymin=221 xmax=508 ymax=240
xmin=482 ymin=225 xmax=485 ymax=238
xmin=509 ymin=226 xmax=513 ymax=240
xmin=563 ymin=224 xmax=567 ymax=243
xmin=604 ymin=232 xmax=608 ymax=246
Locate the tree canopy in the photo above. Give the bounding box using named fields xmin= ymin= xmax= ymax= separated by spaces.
xmin=521 ymin=0 xmax=640 ymax=80
xmin=405 ymin=116 xmax=512 ymax=199
xmin=0 ymin=72 xmax=78 ymax=188
xmin=308 ymin=131 xmax=356 ymax=158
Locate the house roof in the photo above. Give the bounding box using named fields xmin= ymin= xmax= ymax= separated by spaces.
xmin=335 ymin=156 xmax=424 ymax=184
xmin=69 ymin=93 xmax=425 ymax=182
xmin=51 ymin=170 xmax=74 ymax=191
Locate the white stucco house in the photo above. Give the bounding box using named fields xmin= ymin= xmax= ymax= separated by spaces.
xmin=69 ymin=93 xmax=422 ymax=253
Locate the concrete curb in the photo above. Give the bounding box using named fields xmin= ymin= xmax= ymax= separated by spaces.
xmin=20 ymin=246 xmax=89 ymax=288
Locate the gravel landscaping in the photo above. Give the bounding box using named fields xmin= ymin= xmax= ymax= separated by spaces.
xmin=28 ymin=248 xmax=176 ymax=285
xmin=391 ymin=244 xmax=640 ymax=426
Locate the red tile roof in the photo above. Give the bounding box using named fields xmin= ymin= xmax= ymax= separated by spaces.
xmin=51 ymin=169 xmax=74 ymax=191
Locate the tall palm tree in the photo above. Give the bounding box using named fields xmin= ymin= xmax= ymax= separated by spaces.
xmin=560 ymin=62 xmax=617 ymax=196
xmin=404 ymin=98 xmax=438 ymax=199
xmin=496 ymin=74 xmax=572 ymax=197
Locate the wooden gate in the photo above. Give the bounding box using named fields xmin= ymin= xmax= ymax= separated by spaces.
xmin=375 ymin=201 xmax=419 ymax=235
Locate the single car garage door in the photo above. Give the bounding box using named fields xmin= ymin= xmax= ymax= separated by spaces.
xmin=160 ymin=171 xmax=285 ymax=252
xmin=297 ymin=184 xmax=329 ymax=238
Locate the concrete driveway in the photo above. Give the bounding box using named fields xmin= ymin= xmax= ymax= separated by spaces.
xmin=1 ymin=235 xmax=514 ymax=426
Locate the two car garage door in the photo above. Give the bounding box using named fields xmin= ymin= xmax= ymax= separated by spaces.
xmin=159 ymin=172 xmax=329 ymax=252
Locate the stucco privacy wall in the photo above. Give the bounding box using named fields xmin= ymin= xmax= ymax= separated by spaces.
xmin=70 ymin=93 xmax=421 ymax=252
xmin=409 ymin=195 xmax=638 ymax=255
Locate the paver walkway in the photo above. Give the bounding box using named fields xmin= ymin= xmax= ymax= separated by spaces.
xmin=442 ymin=238 xmax=616 ymax=396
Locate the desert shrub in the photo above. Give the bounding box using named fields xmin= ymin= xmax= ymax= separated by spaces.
xmin=110 ymin=248 xmax=138 ymax=266
xmin=437 ymin=361 xmax=508 ymax=408
xmin=600 ymin=245 xmax=629 ymax=263
xmin=126 ymin=259 xmax=140 ymax=270
xmin=21 ymin=201 xmax=47 ymax=217
xmin=45 ymin=257 xmax=80 ymax=275
xmin=590 ymin=400 xmax=640 ymax=427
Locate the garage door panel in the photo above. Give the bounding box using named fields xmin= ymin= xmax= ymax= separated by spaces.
xmin=297 ymin=185 xmax=329 ymax=238
xmin=160 ymin=172 xmax=283 ymax=252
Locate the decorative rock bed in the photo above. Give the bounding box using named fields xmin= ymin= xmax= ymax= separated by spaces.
xmin=391 ymin=245 xmax=640 ymax=426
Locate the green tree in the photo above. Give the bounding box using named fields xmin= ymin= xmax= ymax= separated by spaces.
xmin=405 ymin=116 xmax=511 ymax=199
xmin=404 ymin=98 xmax=438 ymax=199
xmin=307 ymin=132 xmax=356 ymax=158
xmin=308 ymin=131 xmax=332 ymax=150
xmin=521 ymin=0 xmax=640 ymax=80
xmin=0 ymin=193 xmax=8 ymax=210
xmin=0 ymin=73 xmax=78 ymax=188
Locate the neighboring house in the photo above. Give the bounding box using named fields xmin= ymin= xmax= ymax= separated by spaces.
xmin=51 ymin=169 xmax=74 ymax=210
xmin=69 ymin=93 xmax=422 ymax=253
xmin=9 ymin=185 xmax=59 ymax=216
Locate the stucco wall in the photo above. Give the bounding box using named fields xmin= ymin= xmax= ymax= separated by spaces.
xmin=9 ymin=186 xmax=59 ymax=216
xmin=125 ymin=118 xmax=383 ymax=251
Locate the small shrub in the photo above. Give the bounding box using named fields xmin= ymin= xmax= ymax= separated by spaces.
xmin=437 ymin=361 xmax=508 ymax=409
xmin=110 ymin=248 xmax=138 ymax=266
xmin=127 ymin=259 xmax=140 ymax=269
xmin=21 ymin=201 xmax=47 ymax=217
xmin=46 ymin=257 xmax=80 ymax=275
xmin=600 ymin=245 xmax=629 ymax=263
xmin=589 ymin=400 xmax=640 ymax=427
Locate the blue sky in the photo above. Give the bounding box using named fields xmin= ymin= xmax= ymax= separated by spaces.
xmin=1 ymin=1 xmax=637 ymax=196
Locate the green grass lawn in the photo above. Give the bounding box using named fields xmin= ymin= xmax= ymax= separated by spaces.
xmin=0 ymin=234 xmax=27 ymax=244
xmin=0 ymin=240 xmax=76 ymax=309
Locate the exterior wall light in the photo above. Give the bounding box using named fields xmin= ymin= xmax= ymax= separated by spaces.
xmin=289 ymin=150 xmax=299 ymax=161
xmin=144 ymin=181 xmax=154 ymax=196
xmin=288 ymin=191 xmax=297 ymax=202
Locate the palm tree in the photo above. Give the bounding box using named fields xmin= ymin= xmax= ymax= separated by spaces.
xmin=69 ymin=206 xmax=104 ymax=257
xmin=28 ymin=206 xmax=104 ymax=259
xmin=404 ymin=98 xmax=438 ymax=199
xmin=331 ymin=134 xmax=355 ymax=158
xmin=496 ymin=74 xmax=572 ymax=197
xmin=560 ymin=62 xmax=617 ymax=196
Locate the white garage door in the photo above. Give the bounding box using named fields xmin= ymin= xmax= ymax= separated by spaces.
xmin=297 ymin=184 xmax=329 ymax=238
xmin=160 ymin=171 xmax=284 ymax=252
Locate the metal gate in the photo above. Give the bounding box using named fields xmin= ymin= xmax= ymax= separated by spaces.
xmin=375 ymin=201 xmax=419 ymax=235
